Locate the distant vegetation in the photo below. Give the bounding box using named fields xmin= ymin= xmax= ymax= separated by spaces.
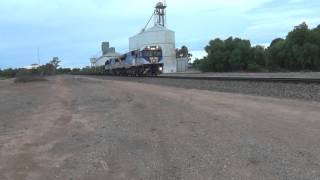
xmin=0 ymin=58 xmax=63 ymax=79
xmin=194 ymin=22 xmax=320 ymax=72
xmin=0 ymin=68 xmax=17 ymax=79
xmin=0 ymin=66 xmax=103 ymax=79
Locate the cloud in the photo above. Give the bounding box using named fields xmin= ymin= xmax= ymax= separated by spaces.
xmin=243 ymin=0 xmax=320 ymax=44
xmin=0 ymin=0 xmax=319 ymax=68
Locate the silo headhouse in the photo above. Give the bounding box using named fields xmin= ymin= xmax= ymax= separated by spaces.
xmin=129 ymin=1 xmax=177 ymax=73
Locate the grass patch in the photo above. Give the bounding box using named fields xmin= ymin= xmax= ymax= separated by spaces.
xmin=14 ymin=75 xmax=47 ymax=83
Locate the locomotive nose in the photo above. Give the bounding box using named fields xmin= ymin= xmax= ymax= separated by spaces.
xmin=150 ymin=57 xmax=159 ymax=64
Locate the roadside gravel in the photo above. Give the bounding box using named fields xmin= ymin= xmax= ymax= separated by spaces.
xmin=93 ymin=76 xmax=320 ymax=102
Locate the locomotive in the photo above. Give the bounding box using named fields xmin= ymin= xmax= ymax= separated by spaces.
xmin=105 ymin=46 xmax=164 ymax=76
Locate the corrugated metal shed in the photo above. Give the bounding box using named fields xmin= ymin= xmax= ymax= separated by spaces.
xmin=176 ymin=58 xmax=189 ymax=72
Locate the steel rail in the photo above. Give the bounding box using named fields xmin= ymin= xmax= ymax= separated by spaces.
xmin=84 ymin=74 xmax=320 ymax=83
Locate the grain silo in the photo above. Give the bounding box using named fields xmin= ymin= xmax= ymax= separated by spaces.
xmin=95 ymin=42 xmax=121 ymax=67
xmin=129 ymin=1 xmax=176 ymax=73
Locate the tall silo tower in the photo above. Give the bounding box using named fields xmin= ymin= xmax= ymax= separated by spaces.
xmin=101 ymin=42 xmax=110 ymax=55
xmin=129 ymin=1 xmax=177 ymax=73
xmin=155 ymin=1 xmax=166 ymax=27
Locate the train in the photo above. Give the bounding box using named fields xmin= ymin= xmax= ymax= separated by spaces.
xmin=104 ymin=46 xmax=164 ymax=76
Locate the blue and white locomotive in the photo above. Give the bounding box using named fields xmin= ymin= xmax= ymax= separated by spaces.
xmin=105 ymin=46 xmax=164 ymax=76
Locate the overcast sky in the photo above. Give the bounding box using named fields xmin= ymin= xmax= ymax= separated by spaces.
xmin=0 ymin=0 xmax=319 ymax=68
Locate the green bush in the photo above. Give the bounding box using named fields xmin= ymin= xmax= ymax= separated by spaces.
xmin=14 ymin=76 xmax=47 ymax=83
xmin=0 ymin=68 xmax=17 ymax=78
xmin=198 ymin=37 xmax=260 ymax=72
xmin=71 ymin=68 xmax=81 ymax=74
xmin=70 ymin=66 xmax=105 ymax=75
xmin=247 ymin=62 xmax=262 ymax=72
xmin=57 ymin=68 xmax=72 ymax=74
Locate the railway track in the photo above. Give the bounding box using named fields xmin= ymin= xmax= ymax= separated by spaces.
xmin=156 ymin=75 xmax=320 ymax=83
xmin=88 ymin=74 xmax=320 ymax=84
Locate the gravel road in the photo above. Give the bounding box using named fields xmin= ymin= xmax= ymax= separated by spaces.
xmin=0 ymin=75 xmax=320 ymax=180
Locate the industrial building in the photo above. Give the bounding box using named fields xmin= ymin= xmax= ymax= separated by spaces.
xmin=91 ymin=1 xmax=181 ymax=73
xmin=92 ymin=42 xmax=121 ymax=67
xmin=129 ymin=1 xmax=177 ymax=73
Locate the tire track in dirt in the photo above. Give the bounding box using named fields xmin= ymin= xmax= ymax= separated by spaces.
xmin=0 ymin=77 xmax=83 ymax=180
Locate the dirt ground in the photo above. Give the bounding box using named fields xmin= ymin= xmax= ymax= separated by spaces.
xmin=0 ymin=75 xmax=320 ymax=180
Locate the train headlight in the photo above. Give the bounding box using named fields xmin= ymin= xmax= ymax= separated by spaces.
xmin=159 ymin=67 xmax=163 ymax=71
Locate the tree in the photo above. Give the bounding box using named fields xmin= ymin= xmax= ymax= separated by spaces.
xmin=312 ymin=25 xmax=320 ymax=70
xmin=196 ymin=22 xmax=320 ymax=72
xmin=199 ymin=37 xmax=259 ymax=72
xmin=38 ymin=63 xmax=55 ymax=76
xmin=267 ymin=38 xmax=287 ymax=70
xmin=71 ymin=68 xmax=81 ymax=74
xmin=204 ymin=38 xmax=228 ymax=71
xmin=57 ymin=68 xmax=72 ymax=74
xmin=260 ymin=22 xmax=320 ymax=71
xmin=192 ymin=58 xmax=201 ymax=69
xmin=176 ymin=45 xmax=192 ymax=62
xmin=280 ymin=22 xmax=320 ymax=70
xmin=249 ymin=45 xmax=267 ymax=71
xmin=50 ymin=57 xmax=61 ymax=75
xmin=270 ymin=38 xmax=285 ymax=47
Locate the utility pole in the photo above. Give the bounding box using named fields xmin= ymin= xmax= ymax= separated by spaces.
xmin=37 ymin=48 xmax=40 ymax=65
